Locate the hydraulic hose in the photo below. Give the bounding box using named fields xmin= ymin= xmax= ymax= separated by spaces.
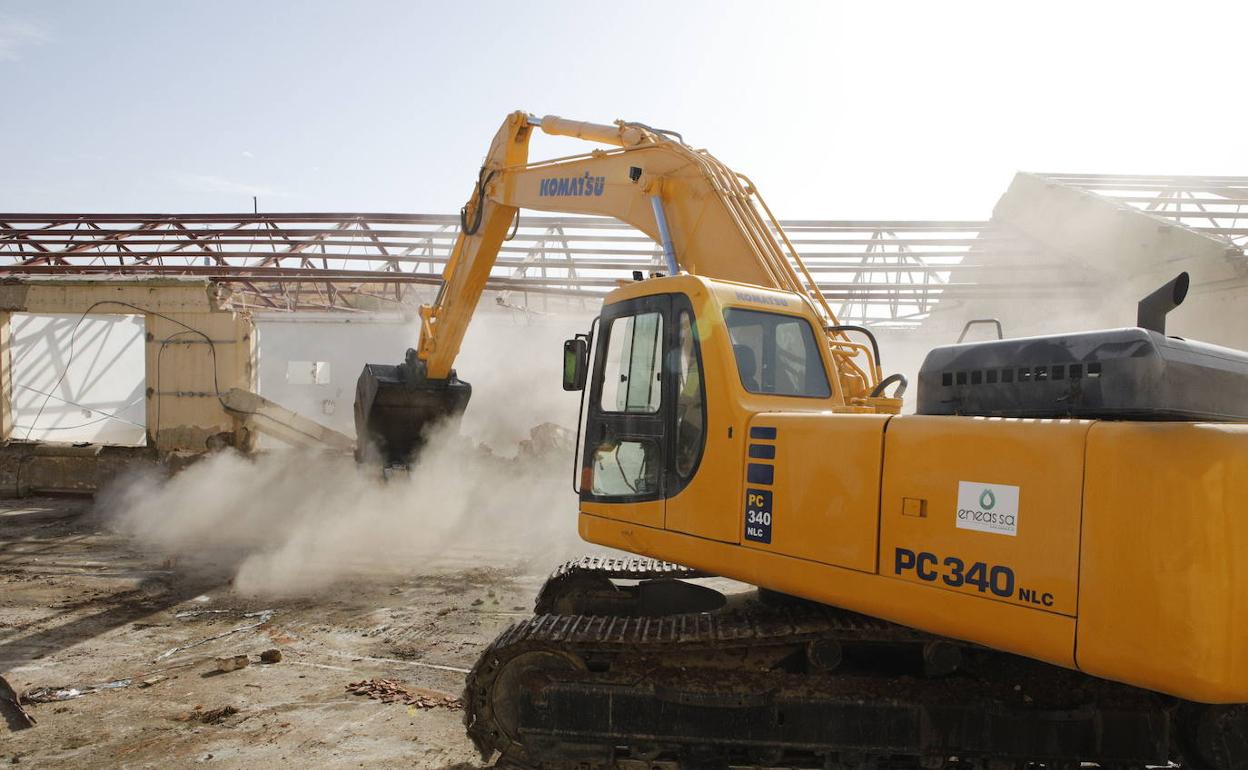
xmin=504 ymin=209 xmax=520 ymax=241
xmin=460 ymin=168 xmax=496 ymax=236
xmin=869 ymin=373 xmax=908 ymax=399
xmin=827 ymin=324 xmax=882 ymax=370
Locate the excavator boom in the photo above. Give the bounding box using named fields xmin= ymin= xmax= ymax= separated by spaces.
xmin=354 ymin=112 xmax=890 ymax=463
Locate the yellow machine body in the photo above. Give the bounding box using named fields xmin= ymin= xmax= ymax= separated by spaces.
xmin=385 ymin=111 xmax=1247 ymax=714
xmin=578 ymin=273 xmax=1248 ymax=705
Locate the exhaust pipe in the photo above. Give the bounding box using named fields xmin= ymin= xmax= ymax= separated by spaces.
xmin=1137 ymin=272 xmax=1189 ymax=335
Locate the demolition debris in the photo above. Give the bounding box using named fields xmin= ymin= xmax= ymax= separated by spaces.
xmin=346 ymin=679 xmax=463 ymax=710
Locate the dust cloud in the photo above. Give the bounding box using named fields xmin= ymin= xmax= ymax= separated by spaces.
xmin=100 ymin=305 xmax=600 ymax=597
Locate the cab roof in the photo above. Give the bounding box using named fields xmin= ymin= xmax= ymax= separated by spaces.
xmin=603 ymin=273 xmax=820 ymax=322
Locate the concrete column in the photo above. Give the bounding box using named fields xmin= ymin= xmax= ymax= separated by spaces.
xmin=144 ymin=311 xmax=257 ymax=453
xmin=143 ymin=312 xmax=157 ymax=448
xmin=0 ymin=311 xmax=10 ymax=440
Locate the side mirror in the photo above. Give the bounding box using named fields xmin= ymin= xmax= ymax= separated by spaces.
xmin=563 ymin=336 xmax=589 ymax=391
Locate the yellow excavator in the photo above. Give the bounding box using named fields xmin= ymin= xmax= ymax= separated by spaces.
xmin=355 ymin=112 xmax=1248 ymax=769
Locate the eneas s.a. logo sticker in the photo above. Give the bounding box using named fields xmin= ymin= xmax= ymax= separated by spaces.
xmin=956 ymin=481 xmax=1019 ymax=536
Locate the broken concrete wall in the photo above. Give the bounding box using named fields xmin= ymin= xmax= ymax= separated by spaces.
xmin=0 ymin=277 xmax=256 ymax=454
xmin=255 ymin=312 xmax=414 ymax=441
xmin=255 ymin=299 xmax=595 ymax=451
xmin=0 ymin=443 xmax=161 ymax=497
xmin=144 ymin=310 xmax=255 ymax=452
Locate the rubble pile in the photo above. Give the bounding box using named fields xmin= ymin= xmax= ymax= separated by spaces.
xmin=346 ymin=678 xmax=462 ymax=710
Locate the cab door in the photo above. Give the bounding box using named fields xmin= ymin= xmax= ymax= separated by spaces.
xmin=579 ymin=295 xmax=671 ymax=529
xmin=661 ymin=296 xmax=741 ymax=542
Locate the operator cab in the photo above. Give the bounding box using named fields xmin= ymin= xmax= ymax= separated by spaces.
xmin=562 ymin=274 xmax=851 ymax=511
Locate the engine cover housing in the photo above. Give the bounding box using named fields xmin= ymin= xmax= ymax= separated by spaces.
xmin=916 ymin=328 xmax=1248 ymax=421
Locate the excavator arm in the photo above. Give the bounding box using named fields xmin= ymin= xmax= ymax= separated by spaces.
xmin=355 ymin=111 xmax=885 ymax=463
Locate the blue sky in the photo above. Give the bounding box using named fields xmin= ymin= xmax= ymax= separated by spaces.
xmin=2 ymin=0 xmax=1245 ymax=219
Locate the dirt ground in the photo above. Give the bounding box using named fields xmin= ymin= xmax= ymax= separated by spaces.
xmin=0 ymin=495 xmax=554 ymax=768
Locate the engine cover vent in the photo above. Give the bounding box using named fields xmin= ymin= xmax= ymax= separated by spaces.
xmin=916 ymin=328 xmax=1248 ymax=421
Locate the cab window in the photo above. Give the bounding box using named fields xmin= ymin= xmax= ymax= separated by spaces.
xmin=599 ymin=312 xmax=663 ymax=413
xmin=591 ymin=439 xmax=661 ymax=496
xmin=674 ymin=311 xmax=705 ymax=478
xmin=724 ymin=308 xmax=831 ymax=398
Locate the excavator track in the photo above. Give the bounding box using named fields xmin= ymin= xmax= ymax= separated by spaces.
xmin=533 ymin=557 xmax=711 ymax=616
xmin=542 ymin=556 xmax=709 ymax=585
xmin=467 ymin=563 xmax=1177 ymax=770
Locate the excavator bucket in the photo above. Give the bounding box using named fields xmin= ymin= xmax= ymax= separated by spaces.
xmin=353 ymin=348 xmax=471 ymax=465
